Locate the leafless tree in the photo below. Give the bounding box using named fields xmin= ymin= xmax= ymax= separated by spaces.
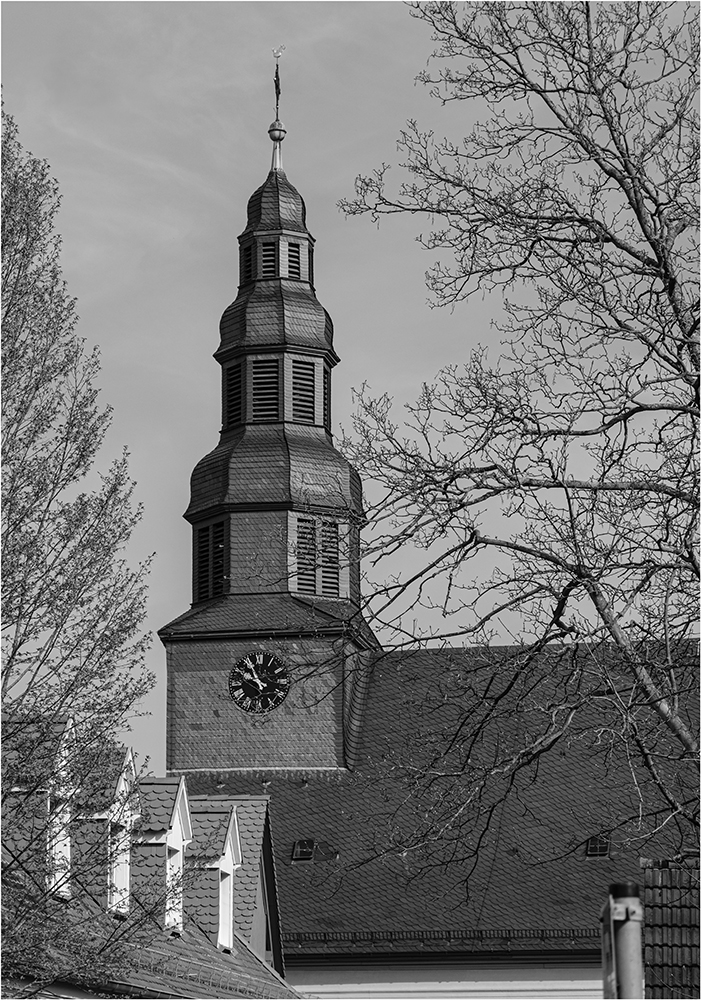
xmin=340 ymin=2 xmax=699 ymax=857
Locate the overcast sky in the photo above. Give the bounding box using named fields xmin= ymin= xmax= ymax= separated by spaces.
xmin=3 ymin=2 xmax=494 ymax=771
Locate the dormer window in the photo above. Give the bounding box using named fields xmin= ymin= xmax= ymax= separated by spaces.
xmin=261 ymin=243 xmax=277 ymax=279
xmin=47 ymin=796 xmax=71 ymax=898
xmin=288 ymin=243 xmax=301 ymax=279
xmin=108 ymin=823 xmax=130 ymax=915
xmin=166 ymin=844 xmax=183 ymax=932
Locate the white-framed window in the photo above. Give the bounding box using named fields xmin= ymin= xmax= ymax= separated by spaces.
xmin=47 ymin=796 xmax=71 ymax=898
xmin=289 ymin=514 xmax=349 ymax=598
xmin=164 ymin=780 xmax=192 ymax=933
xmin=107 ymin=823 xmax=131 ymax=915
xmin=165 ymin=838 xmax=184 ymax=932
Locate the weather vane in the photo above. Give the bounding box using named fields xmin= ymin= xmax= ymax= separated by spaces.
xmin=272 ymin=45 xmax=285 ymax=119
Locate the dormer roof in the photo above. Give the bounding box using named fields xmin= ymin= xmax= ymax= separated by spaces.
xmin=139 ymin=775 xmax=192 ymax=844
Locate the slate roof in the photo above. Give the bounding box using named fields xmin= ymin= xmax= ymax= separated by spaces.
xmin=160 ymin=592 xmax=378 ymax=649
xmin=181 ymin=647 xmax=684 ymax=960
xmin=185 ymin=424 xmax=359 ymax=517
xmin=642 ymin=858 xmax=700 ymax=999
xmin=138 ymin=776 xmax=182 ymax=832
xmin=217 ymin=281 xmax=335 ymax=356
xmin=189 ymin=796 xmax=270 ymax=946
xmin=243 ymin=168 xmax=307 ymax=234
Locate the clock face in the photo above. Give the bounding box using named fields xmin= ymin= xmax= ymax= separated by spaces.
xmin=229 ymin=652 xmax=291 ymax=714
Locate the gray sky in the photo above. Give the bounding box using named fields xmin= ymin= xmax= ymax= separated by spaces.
xmin=3 ymin=1 xmax=490 ymax=771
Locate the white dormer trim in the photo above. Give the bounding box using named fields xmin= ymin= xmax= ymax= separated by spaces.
xmin=165 ymin=777 xmax=192 ymax=933
xmin=46 ymin=718 xmax=76 ymax=898
xmin=107 ymin=748 xmax=142 ymax=916
xmin=204 ymin=808 xmax=243 ymax=951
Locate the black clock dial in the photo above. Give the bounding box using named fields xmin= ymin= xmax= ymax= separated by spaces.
xmin=228 ymin=652 xmax=290 ymax=714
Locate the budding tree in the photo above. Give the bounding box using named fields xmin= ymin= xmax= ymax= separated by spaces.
xmin=2 ymin=109 xmax=154 ymax=993
xmin=341 ymin=2 xmax=699 ymax=855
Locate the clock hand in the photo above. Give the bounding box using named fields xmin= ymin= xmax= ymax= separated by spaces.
xmin=245 ymin=668 xmax=266 ymax=691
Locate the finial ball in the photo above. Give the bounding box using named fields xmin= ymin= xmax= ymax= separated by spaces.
xmin=268 ymin=119 xmax=287 ymax=143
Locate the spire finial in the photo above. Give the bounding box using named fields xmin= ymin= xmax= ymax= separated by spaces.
xmin=272 ymin=46 xmax=285 ymax=119
xmin=269 ymin=46 xmax=287 ymax=171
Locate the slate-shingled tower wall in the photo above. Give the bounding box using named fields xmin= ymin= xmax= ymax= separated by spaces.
xmin=160 ymin=122 xmax=377 ymax=774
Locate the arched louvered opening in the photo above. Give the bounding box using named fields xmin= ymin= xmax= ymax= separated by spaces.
xmin=224 ymin=363 xmax=243 ymax=428
xmin=296 ymin=518 xmax=317 ymax=594
xmin=196 ymin=520 xmax=229 ymax=602
xmin=293 ymin=516 xmax=341 ymax=597
xmin=320 ymin=521 xmax=340 ymax=597
xmin=251 ymin=359 xmax=280 ymax=421
xmin=292 ymin=360 xmax=315 ymax=423
xmin=240 ymin=244 xmax=254 ymax=284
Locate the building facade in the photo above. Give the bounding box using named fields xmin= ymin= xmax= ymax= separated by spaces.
xmin=160 ymin=119 xmax=682 ymax=999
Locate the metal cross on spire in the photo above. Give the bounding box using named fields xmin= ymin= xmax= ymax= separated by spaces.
xmin=272 ymin=45 xmax=285 ymax=119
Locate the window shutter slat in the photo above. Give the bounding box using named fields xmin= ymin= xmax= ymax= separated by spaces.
xmin=251 ymin=359 xmax=280 ymax=421
xmin=292 ymin=361 xmax=315 ymax=423
xmin=323 ymin=367 xmax=331 ymax=431
xmin=297 ymin=518 xmax=317 ymax=594
xmin=262 ymin=243 xmax=277 ymax=278
xmin=320 ymin=522 xmax=340 ymax=597
xmin=225 ymin=364 xmax=243 ymax=427
xmin=288 ymin=243 xmax=301 ymax=279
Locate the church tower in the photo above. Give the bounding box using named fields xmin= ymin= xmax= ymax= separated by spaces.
xmin=160 ymin=115 xmax=377 ymax=776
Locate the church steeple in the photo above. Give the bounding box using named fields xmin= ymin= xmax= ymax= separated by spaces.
xmin=184 ymin=114 xmax=360 ymax=608
xmin=160 ymin=86 xmax=378 ymax=776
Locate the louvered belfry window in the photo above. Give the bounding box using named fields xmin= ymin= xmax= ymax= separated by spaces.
xmin=292 ymin=361 xmax=315 ymax=423
xmin=323 ymin=367 xmax=331 ymax=431
xmin=296 ymin=518 xmax=317 ymax=594
xmin=261 ymin=243 xmax=277 ymax=278
xmin=240 ymin=244 xmax=254 ymax=284
xmin=196 ymin=521 xmax=228 ymax=602
xmin=288 ymin=243 xmax=301 ymax=279
xmin=295 ymin=518 xmax=341 ymax=597
xmin=251 ymin=359 xmax=280 ymax=421
xmin=308 ymin=247 xmax=314 ymax=287
xmin=225 ymin=364 xmax=243 ymax=427
xmin=320 ymin=522 xmax=340 ymax=597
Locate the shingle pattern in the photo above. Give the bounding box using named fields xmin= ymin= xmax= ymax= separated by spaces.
xmin=137 ymin=777 xmax=181 ymax=832
xmin=186 ymin=424 xmax=358 ymax=516
xmin=642 ymin=858 xmax=700 ymax=999
xmin=190 ymin=795 xmax=270 ymax=946
xmin=114 ymin=923 xmax=299 ymax=999
xmin=160 ymin=592 xmax=374 ymax=647
xmin=218 ymin=282 xmax=334 ymax=355
xmin=181 ymin=648 xmax=671 ymax=959
xmin=243 ymin=169 xmax=307 ymax=234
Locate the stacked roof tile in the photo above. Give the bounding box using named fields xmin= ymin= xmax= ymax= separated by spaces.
xmin=642 ymin=859 xmax=700 ymax=999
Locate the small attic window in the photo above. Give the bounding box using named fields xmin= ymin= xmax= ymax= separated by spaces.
xmin=292 ymin=839 xmax=316 ymax=862
xmin=585 ymin=834 xmax=610 ymax=858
